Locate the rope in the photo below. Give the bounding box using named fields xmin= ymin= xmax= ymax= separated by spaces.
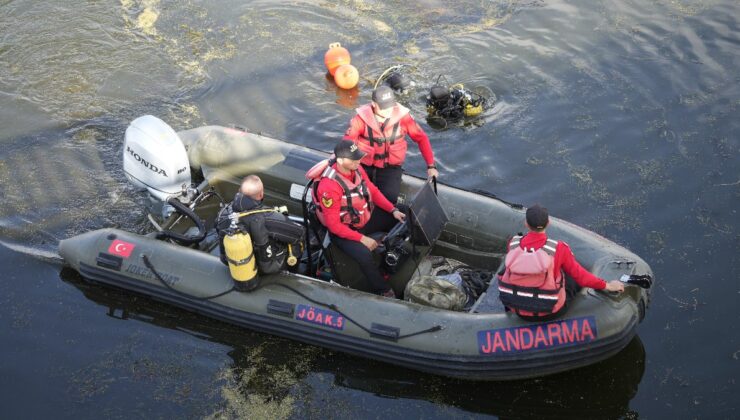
xmin=272 ymin=283 xmax=442 ymax=340
xmin=142 ymin=256 xmax=443 ymax=340
xmin=142 ymin=254 xmax=235 ymax=301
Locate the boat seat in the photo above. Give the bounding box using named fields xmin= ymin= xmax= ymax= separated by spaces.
xmin=325 ymin=232 xmax=432 ymax=295
xmin=303 ymin=197 xmax=431 ymax=294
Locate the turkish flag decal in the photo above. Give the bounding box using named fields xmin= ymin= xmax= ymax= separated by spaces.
xmin=108 ymin=239 xmax=136 ymax=258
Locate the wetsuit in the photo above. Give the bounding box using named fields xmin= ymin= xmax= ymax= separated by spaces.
xmin=216 ymin=193 xmax=288 ymax=275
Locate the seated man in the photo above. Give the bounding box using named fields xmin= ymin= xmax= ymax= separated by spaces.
xmin=217 ymin=175 xmax=303 ymax=290
xmin=498 ymin=204 xmax=624 ymax=321
xmin=306 ymin=140 xmax=406 ymax=298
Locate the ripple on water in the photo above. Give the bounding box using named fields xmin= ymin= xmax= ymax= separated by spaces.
xmin=1 ymin=0 xmax=739 ymax=417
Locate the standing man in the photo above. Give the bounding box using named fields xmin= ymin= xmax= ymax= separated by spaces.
xmin=307 ymin=141 xmax=406 ymax=297
xmin=498 ymin=204 xmax=625 ymax=321
xmin=343 ymin=85 xmax=438 ymax=204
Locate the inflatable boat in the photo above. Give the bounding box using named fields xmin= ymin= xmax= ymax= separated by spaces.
xmin=59 ymin=116 xmax=654 ymax=380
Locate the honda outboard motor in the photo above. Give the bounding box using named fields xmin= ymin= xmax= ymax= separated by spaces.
xmin=123 ymin=115 xmax=192 ymax=203
xmin=123 ymin=115 xmax=211 ymax=245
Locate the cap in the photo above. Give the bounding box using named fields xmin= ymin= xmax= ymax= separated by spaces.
xmin=526 ymin=204 xmax=549 ymax=230
xmin=334 ymin=141 xmax=366 ymax=161
xmin=372 ymin=85 xmax=396 ymax=110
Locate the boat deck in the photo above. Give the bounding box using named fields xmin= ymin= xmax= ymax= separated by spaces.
xmin=472 ymin=279 xmax=507 ymax=313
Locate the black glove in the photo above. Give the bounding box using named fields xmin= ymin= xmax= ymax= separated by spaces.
xmin=620 ymin=274 xmax=653 ymax=289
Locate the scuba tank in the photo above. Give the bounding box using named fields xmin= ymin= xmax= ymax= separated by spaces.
xmin=459 ymin=85 xmax=484 ymax=117
xmin=287 ymin=244 xmax=298 ymax=267
xmin=224 ymin=230 xmax=258 ymax=284
xmin=221 ymin=206 xmax=303 ymax=289
xmin=223 ymin=213 xmax=259 ymax=289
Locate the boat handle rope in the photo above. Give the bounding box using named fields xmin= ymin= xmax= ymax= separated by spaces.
xmin=271 ymin=283 xmax=443 ymax=340
xmin=142 ymin=254 xmax=235 ymax=300
xmin=141 ymin=255 xmax=443 ymax=340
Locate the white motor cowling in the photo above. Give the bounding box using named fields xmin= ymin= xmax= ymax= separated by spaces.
xmin=123 ymin=115 xmax=191 ymax=202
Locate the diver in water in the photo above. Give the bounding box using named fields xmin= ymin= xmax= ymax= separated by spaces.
xmin=378 ymin=67 xmax=490 ymax=128
xmin=425 ymin=75 xmax=488 ymax=124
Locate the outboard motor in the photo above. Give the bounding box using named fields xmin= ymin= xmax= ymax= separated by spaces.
xmin=123 ymin=115 xmax=208 ymax=245
xmin=124 ymin=115 xmax=202 ymax=218
xmin=123 ymin=115 xmax=192 ymax=203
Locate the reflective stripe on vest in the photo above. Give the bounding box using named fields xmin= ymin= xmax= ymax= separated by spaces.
xmin=498 ymin=235 xmax=566 ymax=316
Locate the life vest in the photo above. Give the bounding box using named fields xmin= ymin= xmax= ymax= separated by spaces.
xmin=498 ymin=235 xmax=566 ymax=317
xmin=355 ymin=103 xmax=410 ymax=168
xmin=306 ymin=159 xmax=373 ymax=229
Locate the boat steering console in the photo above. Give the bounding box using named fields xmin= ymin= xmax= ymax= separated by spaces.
xmin=380 ymin=180 xmax=449 ymax=273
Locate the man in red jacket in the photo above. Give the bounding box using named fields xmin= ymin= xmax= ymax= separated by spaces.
xmin=310 ymin=141 xmax=406 ymax=297
xmin=343 ymin=85 xmax=439 ymax=205
xmin=498 ymin=204 xmax=624 ymax=321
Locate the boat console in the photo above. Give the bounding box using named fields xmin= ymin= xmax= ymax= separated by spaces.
xmin=327 ymin=180 xmax=449 ymax=293
xmin=380 ymin=180 xmax=449 ymax=274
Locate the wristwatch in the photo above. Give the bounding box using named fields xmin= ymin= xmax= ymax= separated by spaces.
xmin=427 ymin=164 xmax=437 ymax=169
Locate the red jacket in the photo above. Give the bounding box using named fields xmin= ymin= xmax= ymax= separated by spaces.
xmin=343 ymin=104 xmax=435 ymax=168
xmin=315 ymin=165 xmax=394 ymax=241
xmin=512 ymin=232 xmax=607 ymax=290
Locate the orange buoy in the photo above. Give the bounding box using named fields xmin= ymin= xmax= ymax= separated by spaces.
xmin=324 ymin=42 xmax=351 ymax=76
xmin=334 ymin=64 xmax=359 ymax=89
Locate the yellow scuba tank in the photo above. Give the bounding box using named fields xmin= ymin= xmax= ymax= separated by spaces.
xmin=223 ymin=207 xmax=288 ymax=284
xmin=463 ymin=102 xmax=483 ymax=117
xmin=453 ymin=83 xmax=484 ymax=117
xmin=224 ymin=230 xmax=257 ymax=283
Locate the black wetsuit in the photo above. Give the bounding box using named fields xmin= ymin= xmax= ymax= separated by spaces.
xmin=217 ymin=193 xmax=287 ymax=275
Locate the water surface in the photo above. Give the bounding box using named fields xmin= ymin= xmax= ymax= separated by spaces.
xmin=1 ymin=0 xmax=738 ymax=418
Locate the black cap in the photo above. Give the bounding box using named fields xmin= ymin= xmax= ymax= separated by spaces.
xmin=334 ymin=141 xmax=366 ymax=160
xmin=372 ymin=85 xmax=396 ymax=110
xmin=526 ymin=204 xmax=549 ymax=230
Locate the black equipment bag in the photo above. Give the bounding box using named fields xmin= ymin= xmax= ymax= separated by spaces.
xmin=264 ymin=215 xmax=306 ymax=246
